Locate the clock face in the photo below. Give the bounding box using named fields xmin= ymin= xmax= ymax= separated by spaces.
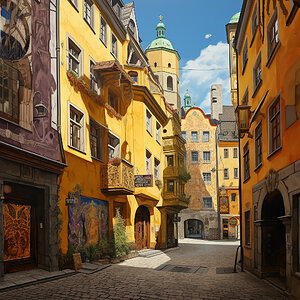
xmin=0 ymin=0 xmax=31 ymax=61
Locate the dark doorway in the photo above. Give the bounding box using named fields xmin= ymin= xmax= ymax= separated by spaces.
xmin=3 ymin=182 xmax=45 ymax=273
xmin=261 ymin=190 xmax=286 ymax=279
xmin=184 ymin=219 xmax=203 ymax=239
xmin=134 ymin=205 xmax=150 ymax=250
xmin=167 ymin=214 xmax=175 ymax=248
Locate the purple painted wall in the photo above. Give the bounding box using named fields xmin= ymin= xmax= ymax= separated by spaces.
xmin=0 ymin=0 xmax=60 ymax=161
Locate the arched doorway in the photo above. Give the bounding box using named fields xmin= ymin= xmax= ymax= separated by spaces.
xmin=134 ymin=206 xmax=150 ymax=250
xmin=184 ymin=219 xmax=204 ymax=239
xmin=261 ymin=190 xmax=286 ymax=278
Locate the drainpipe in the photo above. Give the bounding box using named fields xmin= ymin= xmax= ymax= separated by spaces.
xmin=235 ymin=45 xmax=244 ymax=271
xmin=56 ymin=0 xmax=65 ymax=164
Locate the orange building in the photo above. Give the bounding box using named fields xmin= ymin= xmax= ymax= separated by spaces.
xmin=234 ymin=1 xmax=300 ymax=298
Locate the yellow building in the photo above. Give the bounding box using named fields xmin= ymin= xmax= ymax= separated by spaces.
xmin=233 ymin=1 xmax=300 ymax=298
xmin=178 ymin=92 xmax=219 ymax=240
xmin=58 ymin=0 xmax=187 ymax=258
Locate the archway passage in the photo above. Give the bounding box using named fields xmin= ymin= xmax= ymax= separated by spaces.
xmin=184 ymin=219 xmax=204 ymax=239
xmin=134 ymin=206 xmax=150 ymax=250
xmin=261 ymin=190 xmax=286 ymax=278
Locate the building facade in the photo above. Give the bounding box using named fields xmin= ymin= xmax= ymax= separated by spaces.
xmin=234 ymin=1 xmax=300 ymax=299
xmin=0 ymin=0 xmax=65 ymax=277
xmin=178 ymin=91 xmax=218 ymax=240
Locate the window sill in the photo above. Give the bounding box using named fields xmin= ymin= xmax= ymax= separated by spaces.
xmin=191 ymin=161 xmax=199 ymax=164
xmin=84 ymin=18 xmax=96 ymax=34
xmin=203 ymin=161 xmax=211 ymax=164
xmin=252 ymin=80 xmax=262 ymax=98
xmin=234 ymin=177 xmax=239 ymax=179
xmin=267 ymin=146 xmax=282 ymax=159
xmin=91 ymin=156 xmax=105 ymax=163
xmin=266 ymin=41 xmax=281 ymax=68
xmin=224 ymin=178 xmax=229 ymax=180
xmin=242 ymin=59 xmax=248 ymax=75
xmin=100 ymin=38 xmax=107 ymax=48
xmin=204 ymin=182 xmax=212 ymax=185
xmin=254 ymin=162 xmax=262 ymax=172
xmin=68 ymin=145 xmax=86 ymax=155
xmin=250 ymin=28 xmax=258 ymax=48
xmin=191 ymin=140 xmax=199 ymax=143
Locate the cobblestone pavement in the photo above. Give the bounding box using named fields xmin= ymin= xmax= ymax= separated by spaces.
xmin=0 ymin=239 xmax=287 ymax=300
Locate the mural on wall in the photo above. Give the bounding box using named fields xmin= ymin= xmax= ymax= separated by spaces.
xmin=3 ymin=203 xmax=31 ymax=261
xmin=68 ymin=196 xmax=109 ymax=248
xmin=0 ymin=0 xmax=60 ymax=161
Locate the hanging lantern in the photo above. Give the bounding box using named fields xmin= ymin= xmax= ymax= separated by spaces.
xmin=34 ymin=91 xmax=48 ymax=118
xmin=236 ymin=105 xmax=251 ymax=134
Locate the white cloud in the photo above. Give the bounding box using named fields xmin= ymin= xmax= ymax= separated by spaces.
xmin=180 ymin=42 xmax=231 ymax=114
xmin=205 ymin=33 xmax=212 ymax=39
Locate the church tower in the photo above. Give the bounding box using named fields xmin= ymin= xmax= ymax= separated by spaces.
xmin=145 ymin=17 xmax=181 ymax=115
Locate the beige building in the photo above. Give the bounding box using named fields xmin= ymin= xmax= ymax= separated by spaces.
xmin=178 ymin=91 xmax=218 ymax=239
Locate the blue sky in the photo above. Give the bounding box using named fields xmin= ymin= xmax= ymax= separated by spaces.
xmin=127 ymin=0 xmax=243 ymax=113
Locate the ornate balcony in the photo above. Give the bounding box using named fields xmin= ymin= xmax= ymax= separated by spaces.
xmin=100 ymin=159 xmax=135 ymax=194
xmin=162 ymin=192 xmax=190 ymax=210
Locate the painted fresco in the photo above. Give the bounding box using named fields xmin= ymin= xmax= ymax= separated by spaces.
xmin=68 ymin=196 xmax=109 ymax=248
xmin=0 ymin=0 xmax=60 ymax=161
xmin=3 ymin=203 xmax=31 ymax=261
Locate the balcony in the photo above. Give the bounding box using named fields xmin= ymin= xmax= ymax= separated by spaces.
xmin=162 ymin=192 xmax=190 ymax=210
xmin=100 ymin=159 xmax=135 ymax=194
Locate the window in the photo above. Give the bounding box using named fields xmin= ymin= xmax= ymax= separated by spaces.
xmin=167 ymin=155 xmax=174 ymax=166
xmin=203 ymin=151 xmax=211 ymax=163
xmin=100 ymin=16 xmax=107 ymax=45
xmin=146 ymin=110 xmax=152 ymax=135
xmin=89 ymin=59 xmax=97 ymax=92
xmin=108 ymin=90 xmax=118 ymax=112
xmin=191 ymin=131 xmax=199 ymax=142
xmin=90 ymin=119 xmax=105 ymax=161
xmin=231 ymin=193 xmax=236 ymax=202
xmin=69 ymin=0 xmax=78 ymax=9
xmin=68 ymin=38 xmax=81 ymax=76
xmin=146 ymin=150 xmax=152 ymax=174
xmin=156 ymin=122 xmax=161 ymax=144
xmin=167 ymin=180 xmax=174 ymax=193
xmin=244 ymin=210 xmax=251 ymax=247
xmin=251 ymin=4 xmax=258 ymax=38
xmin=128 ymin=71 xmax=138 ymax=83
xmin=224 ymin=168 xmax=229 ymax=180
xmin=234 ymin=168 xmax=239 ymax=179
xmin=111 ymin=33 xmax=118 ymax=58
xmin=269 ymin=96 xmax=281 ymax=154
xmin=243 ymin=141 xmax=250 ymax=181
xmin=253 ymin=52 xmax=262 ymax=93
xmin=69 ymin=104 xmax=85 ymax=151
xmin=255 ymin=121 xmax=262 ymax=168
xmin=154 ymin=158 xmax=160 ymax=180
xmin=167 ymin=76 xmax=173 ymax=91
xmin=168 ymin=63 xmax=171 ymax=68
xmin=0 ymin=60 xmax=19 ymax=122
xmin=83 ymin=0 xmax=94 ymax=28
xmin=108 ymin=132 xmax=120 ymax=160
xmin=224 ymin=148 xmax=229 ymax=158
xmin=233 ymin=148 xmax=238 ymax=158
xmin=203 ymin=172 xmax=211 ymax=184
xmin=191 ymin=151 xmax=199 ymax=163
xmin=202 ymin=131 xmax=210 ymax=142
xmin=242 ymin=38 xmax=248 ymax=72
xmin=267 ymin=10 xmax=279 ymax=59
xmin=203 ymin=197 xmax=212 ymax=209
xmin=154 ymin=62 xmax=157 ymax=68
xmin=241 ymin=87 xmax=249 ymax=105
xmin=182 ymin=131 xmax=186 ymax=141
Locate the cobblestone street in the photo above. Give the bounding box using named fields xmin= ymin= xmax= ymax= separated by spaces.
xmin=0 ymin=239 xmax=287 ymax=300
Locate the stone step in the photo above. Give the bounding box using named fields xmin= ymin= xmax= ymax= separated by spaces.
xmin=138 ymin=249 xmax=164 ymax=258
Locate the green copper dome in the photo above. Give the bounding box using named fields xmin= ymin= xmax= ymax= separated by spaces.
xmin=229 ymin=12 xmax=240 ymax=24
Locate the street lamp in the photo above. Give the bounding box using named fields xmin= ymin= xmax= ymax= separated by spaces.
xmin=235 ymin=105 xmax=251 ymax=134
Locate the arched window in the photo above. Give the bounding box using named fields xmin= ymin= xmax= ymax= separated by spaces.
xmin=128 ymin=71 xmax=138 ymax=83
xmin=154 ymin=62 xmax=157 ymax=68
xmin=167 ymin=76 xmax=173 ymax=91
xmin=168 ymin=63 xmax=171 ymax=68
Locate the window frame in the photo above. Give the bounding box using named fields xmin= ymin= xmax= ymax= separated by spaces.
xmin=224 ymin=148 xmax=229 ymax=159
xmin=111 ymin=32 xmax=118 ymax=59
xmin=202 ymin=131 xmax=210 ymax=142
xmin=100 ymin=15 xmax=107 ymax=46
xmin=244 ymin=209 xmax=251 ymax=248
xmin=89 ymin=57 xmax=97 ymax=92
xmin=203 ymin=197 xmax=213 ymax=209
xmin=231 ymin=193 xmax=237 ymax=202
xmin=252 ymin=51 xmax=262 ymax=96
xmin=242 ymin=37 xmax=248 ymax=73
xmin=90 ymin=118 xmax=105 ymax=162
xmin=241 ymin=87 xmax=249 ymax=105
xmin=234 ymin=167 xmax=239 ymax=179
xmin=203 ymin=172 xmax=211 ymax=184
xmin=203 ymin=151 xmax=211 ymax=164
xmin=146 ymin=109 xmax=152 ymax=136
xmin=83 ymin=0 xmax=95 ymax=30
xmin=191 ymin=151 xmax=199 ymax=164
xmin=267 ymin=6 xmax=280 ymax=66
xmin=145 ymin=150 xmax=152 ymax=175
xmin=154 ymin=158 xmax=160 ymax=180
xmin=268 ymin=94 xmax=281 ymax=157
xmin=166 ymin=155 xmax=174 ymax=167
xmin=243 ymin=140 xmax=250 ymax=182
xmin=167 ymin=76 xmax=173 ymax=91
xmin=191 ymin=131 xmax=199 ymax=142
xmin=251 ymin=4 xmax=258 ymax=41
xmin=67 ymin=35 xmax=83 ymax=77
xmin=167 ymin=179 xmax=175 ymax=193
xmin=156 ymin=122 xmax=161 ymax=144
xmin=224 ymin=168 xmax=229 ymax=180
xmin=233 ymin=148 xmax=238 ymax=158
xmin=68 ymin=103 xmax=86 ymax=153
xmin=108 ymin=89 xmax=118 ymax=112
xmin=182 ymin=131 xmax=186 ymax=141
xmin=108 ymin=130 xmax=120 ymax=160
xmin=254 ymin=120 xmax=263 ymax=169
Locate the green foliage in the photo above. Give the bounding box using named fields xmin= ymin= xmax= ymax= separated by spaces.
xmin=179 ymin=166 xmax=191 ymax=182
xmin=112 ymin=208 xmax=129 ymax=258
xmin=86 ymin=245 xmax=97 ymax=262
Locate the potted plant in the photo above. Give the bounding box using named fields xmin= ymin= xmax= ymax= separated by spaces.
xmin=109 ymin=157 xmax=122 ymax=166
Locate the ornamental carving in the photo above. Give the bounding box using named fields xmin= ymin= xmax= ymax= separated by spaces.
xmin=265 ymin=169 xmax=279 ymax=194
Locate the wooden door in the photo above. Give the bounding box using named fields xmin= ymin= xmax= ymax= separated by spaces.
xmin=134 ymin=206 xmax=150 ymax=250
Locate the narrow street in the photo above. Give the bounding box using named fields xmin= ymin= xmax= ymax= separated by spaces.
xmin=0 ymin=239 xmax=287 ymax=300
